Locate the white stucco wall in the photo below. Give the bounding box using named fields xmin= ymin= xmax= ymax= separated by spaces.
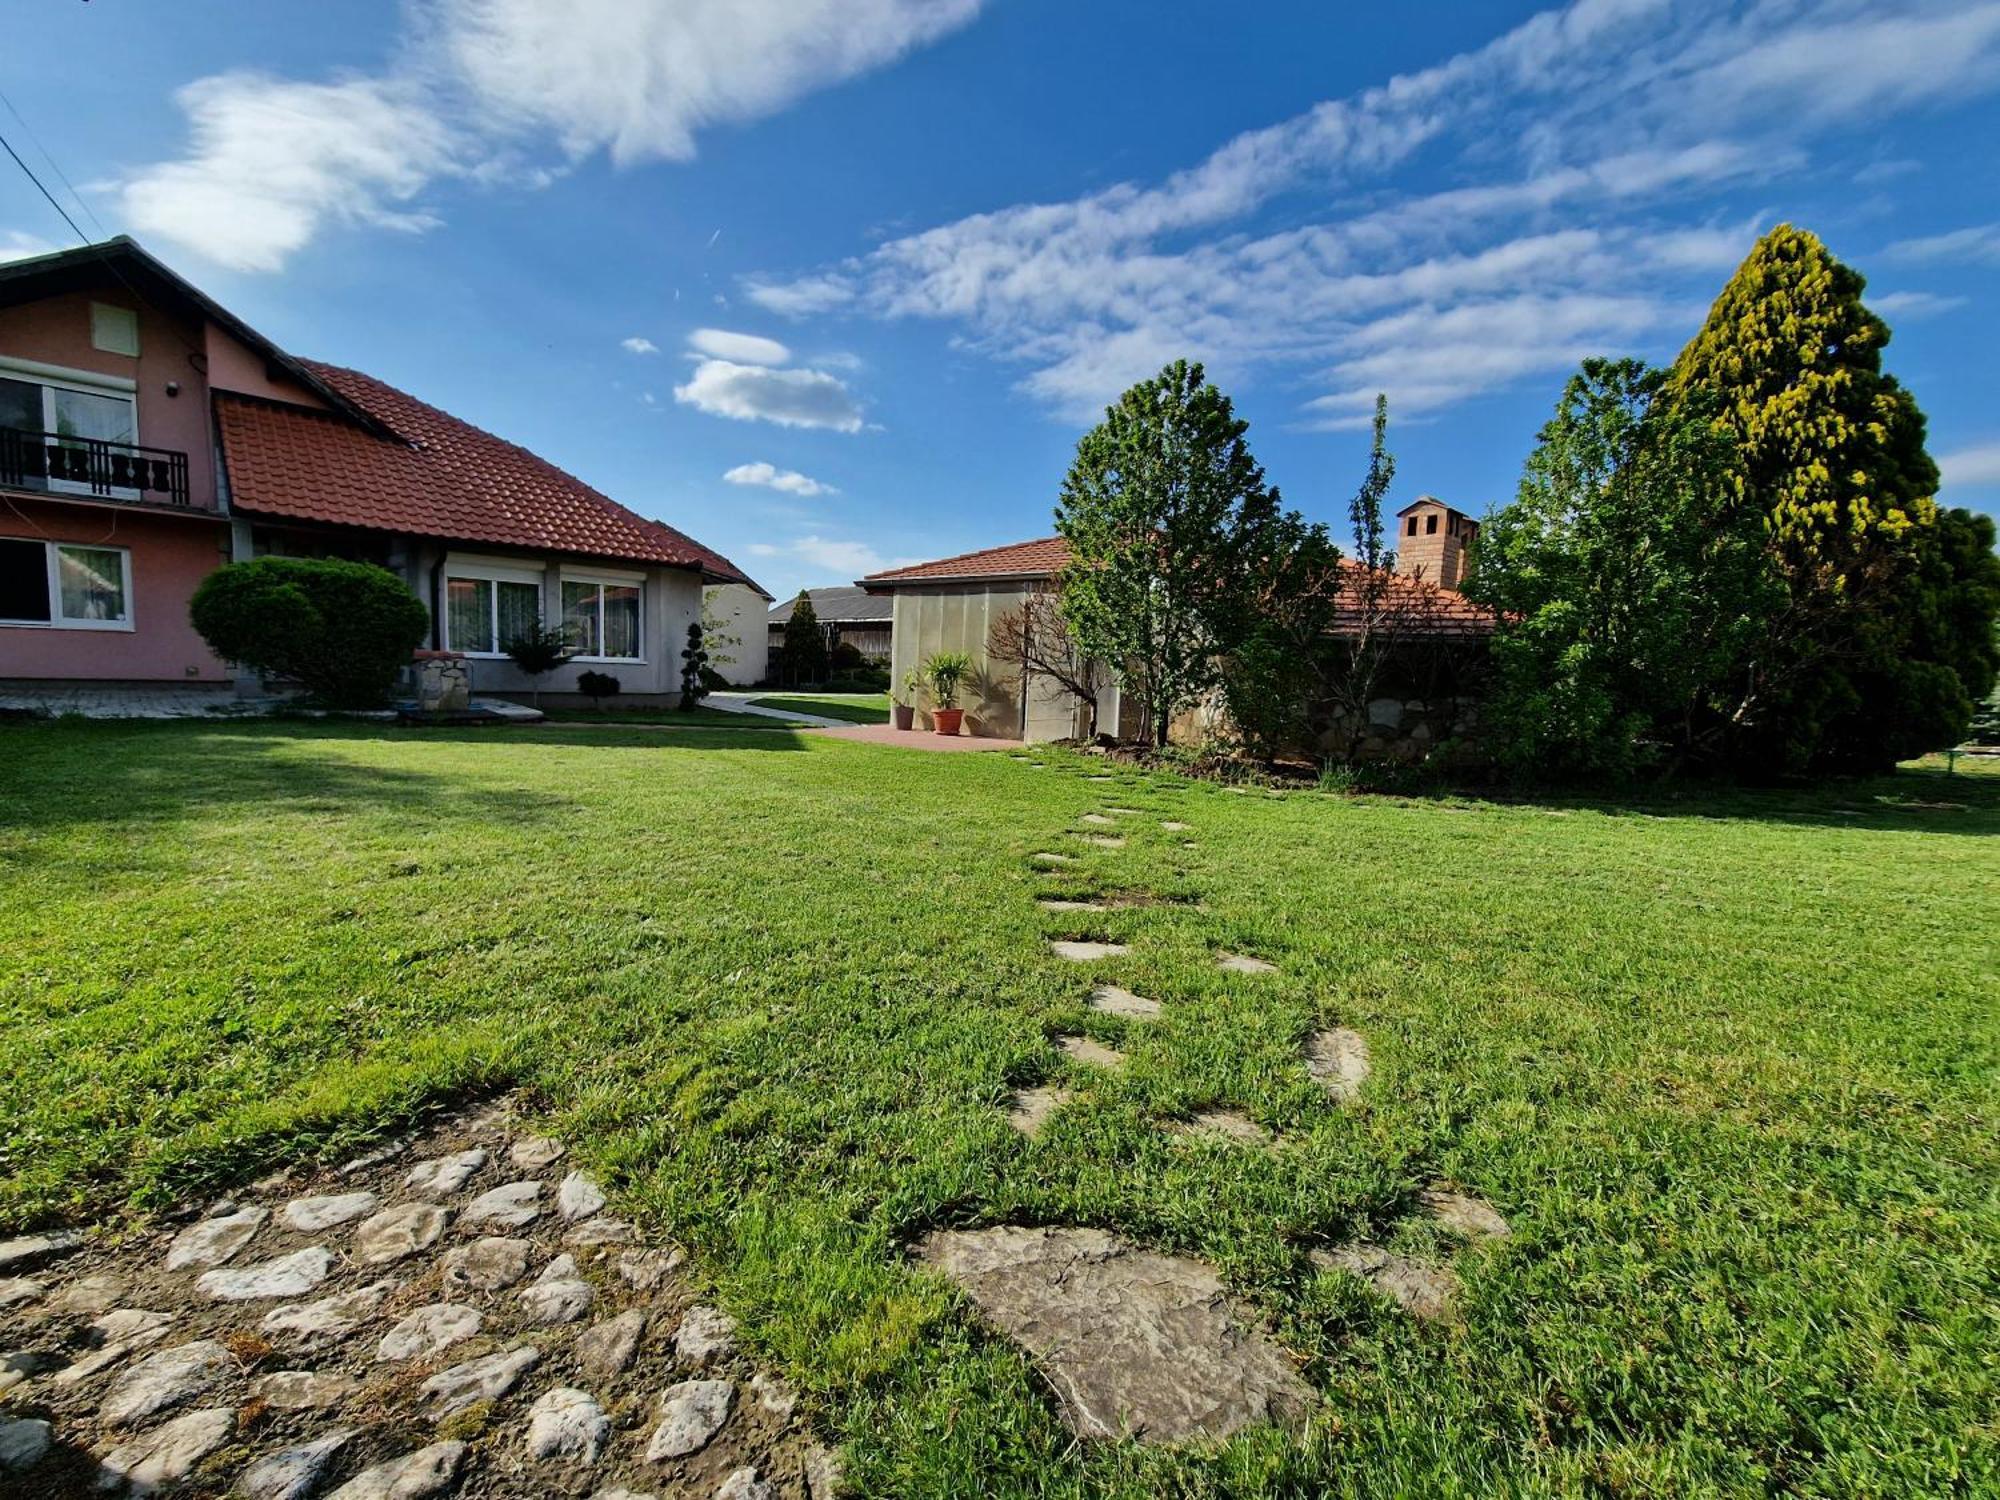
xmin=703 ymin=584 xmax=769 ymax=686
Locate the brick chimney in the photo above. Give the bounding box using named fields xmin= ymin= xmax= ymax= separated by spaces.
xmin=1395 ymin=496 xmax=1477 ymax=590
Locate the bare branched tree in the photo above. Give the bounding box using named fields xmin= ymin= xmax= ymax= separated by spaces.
xmin=987 ymin=584 xmax=1104 ymax=739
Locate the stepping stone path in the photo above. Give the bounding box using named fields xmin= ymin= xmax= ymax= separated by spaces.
xmin=1160 ymin=821 xmax=1190 ymax=832
xmin=1077 ymin=834 xmax=1126 ymax=848
xmin=1089 ymin=984 xmax=1161 ymax=1020
xmin=0 ymin=1099 xmax=836 ymax=1497
xmin=1030 ymin=851 xmax=1076 ymax=866
xmin=1309 ymin=1245 xmax=1457 ymax=1321
xmin=1304 ymin=1028 xmax=1371 ymax=1102
xmin=1422 ymin=1189 xmax=1511 ymax=1240
xmin=1056 ymin=1035 xmax=1126 ymax=1070
xmin=1005 ymin=1086 xmax=1071 ymax=1136
xmin=1177 ymin=1110 xmax=1273 ymax=1147
xmin=1079 ymin=812 xmax=1116 ymax=825
xmin=1216 ymin=951 xmax=1277 ymax=975
xmin=917 ymin=1227 xmax=1315 ymax=1443
xmin=1049 ymin=940 xmax=1127 ymax=962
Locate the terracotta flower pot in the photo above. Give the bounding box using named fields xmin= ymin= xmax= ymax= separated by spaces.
xmin=933 ymin=707 xmax=965 ymax=736
xmin=893 ymin=704 xmax=915 ymax=731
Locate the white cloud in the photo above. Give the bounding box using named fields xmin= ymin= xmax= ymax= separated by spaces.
xmin=723 ymin=461 xmax=837 ymax=496
xmin=0 ymin=231 xmax=59 ymax=264
xmin=674 ymin=358 xmax=863 ymax=431
xmin=438 ymin=0 xmax=985 ymax=164
xmin=748 ymin=0 xmax=2000 ymax=427
xmin=1939 ymin=443 xmax=2000 ymax=488
xmin=121 ymin=73 xmax=455 ymax=272
xmin=1884 ymin=222 xmax=2000 ymax=266
xmin=1869 ymin=290 xmax=1968 ymax=319
xmin=689 ymin=328 xmax=791 ymax=366
xmin=621 ymin=336 xmax=660 ymax=354
xmin=119 ymin=0 xmax=988 ymax=270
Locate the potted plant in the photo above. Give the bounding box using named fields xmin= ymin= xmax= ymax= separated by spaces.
xmin=893 ymin=667 xmax=921 ymax=731
xmin=922 ymin=651 xmax=972 ymax=736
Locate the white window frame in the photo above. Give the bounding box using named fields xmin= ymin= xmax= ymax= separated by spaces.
xmin=0 ymin=536 xmax=135 ymax=632
xmin=0 ymin=356 xmax=142 ymax=500
xmin=560 ymin=567 xmax=646 ymax=663
xmin=441 ymin=559 xmax=545 ymax=659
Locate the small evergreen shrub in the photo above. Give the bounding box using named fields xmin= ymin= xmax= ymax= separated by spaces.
xmin=679 ymin=622 xmax=711 ymax=710
xmin=190 ymin=557 xmax=428 ymax=708
xmin=576 ymin=669 xmax=622 ymax=707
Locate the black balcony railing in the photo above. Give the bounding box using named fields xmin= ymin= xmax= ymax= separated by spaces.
xmin=0 ymin=425 xmax=195 ymax=509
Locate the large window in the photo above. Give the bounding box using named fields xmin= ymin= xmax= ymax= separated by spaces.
xmin=0 ymin=363 xmax=139 ymax=498
xmin=561 ymin=575 xmax=642 ymax=661
xmin=0 ymin=538 xmax=132 ymax=629
xmin=444 ymin=573 xmax=542 ymax=656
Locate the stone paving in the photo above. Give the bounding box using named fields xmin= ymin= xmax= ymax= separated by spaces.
xmin=0 ymin=1103 xmax=837 ymax=1497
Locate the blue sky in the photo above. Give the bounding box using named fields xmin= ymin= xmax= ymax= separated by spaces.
xmin=5 ymin=0 xmax=1998 ymax=602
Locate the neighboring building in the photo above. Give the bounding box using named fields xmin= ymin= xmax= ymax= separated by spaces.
xmin=0 ymin=237 xmax=764 ymax=705
xmin=767 ymin=586 xmax=893 ymax=661
xmin=861 ymin=529 xmax=1494 ymax=744
xmin=703 ymin=582 xmax=770 ymax=686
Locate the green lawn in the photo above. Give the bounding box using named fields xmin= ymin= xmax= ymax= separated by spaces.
xmin=536 ymin=705 xmax=812 ymax=727
xmin=1 ymin=722 xmax=1994 ymax=1497
xmin=750 ymin=691 xmax=892 ymax=724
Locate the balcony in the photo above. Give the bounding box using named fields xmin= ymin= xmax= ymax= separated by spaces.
xmin=0 ymin=424 xmax=197 ymax=510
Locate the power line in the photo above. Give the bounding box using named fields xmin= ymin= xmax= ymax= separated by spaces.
xmin=0 ymin=124 xmax=90 ymax=247
xmin=0 ymin=86 xmax=108 ymax=240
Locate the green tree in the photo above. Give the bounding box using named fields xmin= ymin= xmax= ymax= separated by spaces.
xmin=1469 ymin=358 xmax=1778 ymax=779
xmin=782 ymin=591 xmax=828 ymax=685
xmin=504 ymin=618 xmax=571 ymax=708
xmin=1055 ymin=359 xmax=1281 ymax=746
xmin=1667 ymin=223 xmax=1993 ymax=772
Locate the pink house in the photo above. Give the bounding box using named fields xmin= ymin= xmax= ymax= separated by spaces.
xmin=0 ymin=238 xmax=764 ymax=704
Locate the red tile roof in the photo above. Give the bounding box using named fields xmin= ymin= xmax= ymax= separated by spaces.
xmin=863 ymin=535 xmax=1495 ymax=635
xmin=216 ymin=361 xmax=763 ymax=594
xmin=860 ymin=536 xmax=1072 ymax=585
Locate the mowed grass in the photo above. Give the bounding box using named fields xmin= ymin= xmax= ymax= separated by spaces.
xmin=750 ymin=691 xmax=892 ymax=724
xmin=1 ymin=722 xmax=1995 ymax=1497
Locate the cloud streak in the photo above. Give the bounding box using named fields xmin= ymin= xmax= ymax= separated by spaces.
xmin=747 ymin=0 xmax=2000 ymax=427
xmin=724 ymin=461 xmax=837 ymax=496
xmin=120 ymin=0 xmax=988 ymax=270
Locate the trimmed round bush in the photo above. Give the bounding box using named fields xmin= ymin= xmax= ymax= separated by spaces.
xmin=191 ymin=557 xmax=430 ymax=707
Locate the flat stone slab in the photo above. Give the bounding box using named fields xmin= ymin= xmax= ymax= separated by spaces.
xmin=442 ymin=1236 xmax=533 ymax=1291
xmin=1038 ymin=898 xmax=1109 ymax=912
xmin=404 ymin=1149 xmax=488 ymax=1196
xmin=1050 ymin=940 xmax=1127 ymax=962
xmin=674 ymin=1305 xmax=738 ymax=1366
xmin=0 ymin=1417 xmax=50 ymax=1470
xmin=1089 ymin=985 xmax=1161 ymax=1020
xmin=1076 ymin=834 xmax=1126 ymax=848
xmin=1005 ymin=1086 xmax=1072 ymax=1136
xmin=165 ymin=1207 xmax=267 ymax=1271
xmin=462 ymin=1180 xmax=544 ymax=1230
xmin=1422 ymin=1189 xmax=1510 ymax=1240
xmin=281 ymin=1191 xmax=379 ymax=1232
xmin=100 ymin=1339 xmax=231 ymax=1427
xmin=1216 ymin=952 xmax=1277 ymax=975
xmin=1030 ymin=851 xmax=1076 ymax=866
xmin=1310 ymin=1245 xmax=1457 ymax=1320
xmin=376 ymin=1302 xmax=483 ymax=1361
xmin=647 ymin=1378 xmax=735 ymax=1460
xmin=1080 ymin=812 xmax=1115 ymax=825
xmin=325 ymin=1440 xmax=465 ymax=1500
xmin=916 ymin=1226 xmax=1314 ymax=1443
xmin=422 ymin=1345 xmax=541 ymax=1414
xmin=260 ymin=1279 xmax=398 ymax=1343
xmin=577 ymin=1310 xmax=646 ymax=1378
xmin=197 ymin=1246 xmax=334 ymax=1301
xmin=1056 ymin=1035 xmax=1126 ymax=1069
xmin=519 ymin=1254 xmax=595 ymax=1324
xmin=717 ymin=1468 xmax=775 ymax=1500
xmin=96 ymin=1404 xmax=234 ymax=1491
xmin=254 ymin=1369 xmax=359 ymax=1410
xmin=0 ymin=1229 xmax=82 ymax=1272
xmin=557 ymin=1170 xmax=607 ymax=1222
xmin=353 ymin=1201 xmax=448 ymax=1264
xmin=1160 ymin=821 xmax=1190 ymax=832
xmin=236 ymin=1427 xmax=357 ymax=1500
xmin=1304 ymin=1028 xmax=1370 ymax=1102
xmin=0 ymin=1276 xmax=43 ymax=1310
xmin=526 ymin=1386 xmax=611 ymax=1463
xmin=509 ymin=1135 xmax=567 ymax=1169
xmin=617 ymin=1248 xmax=686 ymax=1292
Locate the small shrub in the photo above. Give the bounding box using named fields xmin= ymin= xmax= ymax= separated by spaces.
xmin=922 ymin=651 xmax=974 ymax=709
xmin=829 ymin=639 xmax=866 ymax=672
xmin=190 ymin=557 xmax=428 ymax=708
xmin=698 ymin=663 xmax=730 ymax=692
xmin=504 ymin=619 xmax=571 ymax=706
xmin=679 ymin=622 xmax=711 ymax=710
xmin=576 ymin=669 xmax=621 ymax=707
